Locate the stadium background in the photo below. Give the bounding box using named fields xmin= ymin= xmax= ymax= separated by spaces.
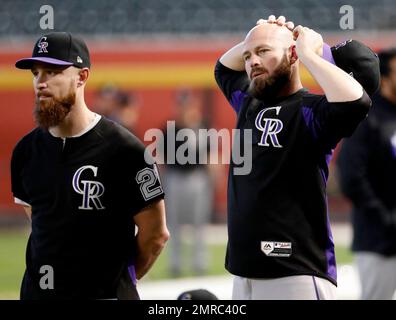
xmin=0 ymin=0 xmax=395 ymax=299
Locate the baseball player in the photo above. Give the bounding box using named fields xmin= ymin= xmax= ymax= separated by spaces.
xmin=214 ymin=15 xmax=379 ymax=299
xmin=11 ymin=32 xmax=169 ymax=299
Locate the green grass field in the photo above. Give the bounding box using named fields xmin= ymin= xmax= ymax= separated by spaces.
xmin=0 ymin=228 xmax=353 ymax=299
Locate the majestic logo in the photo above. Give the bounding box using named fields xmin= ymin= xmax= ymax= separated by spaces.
xmin=72 ymin=165 xmax=105 ymax=210
xmin=255 ymin=106 xmax=283 ymax=148
xmin=37 ymin=37 xmax=49 ymax=53
xmin=261 ymin=241 xmax=292 ymax=257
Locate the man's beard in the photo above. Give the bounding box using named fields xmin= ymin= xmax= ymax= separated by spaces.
xmin=248 ymin=54 xmax=291 ymax=102
xmin=34 ymin=86 xmax=76 ymax=129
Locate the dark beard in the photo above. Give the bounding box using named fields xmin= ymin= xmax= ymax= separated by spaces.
xmin=248 ymin=54 xmax=291 ymax=102
xmin=34 ymin=87 xmax=75 ymax=129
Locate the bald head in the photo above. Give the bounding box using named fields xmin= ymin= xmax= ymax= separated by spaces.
xmin=244 ymin=23 xmax=294 ymax=51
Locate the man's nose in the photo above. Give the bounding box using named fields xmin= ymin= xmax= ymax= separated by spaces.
xmin=250 ymin=54 xmax=261 ymax=67
xmin=35 ymin=74 xmax=48 ymax=89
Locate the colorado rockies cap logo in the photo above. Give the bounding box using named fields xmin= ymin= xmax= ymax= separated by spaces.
xmin=255 ymin=106 xmax=283 ymax=148
xmin=72 ymin=165 xmax=105 ymax=210
xmin=37 ymin=37 xmax=49 ymax=53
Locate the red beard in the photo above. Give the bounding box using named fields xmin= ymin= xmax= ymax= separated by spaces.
xmin=34 ymin=87 xmax=75 ymax=129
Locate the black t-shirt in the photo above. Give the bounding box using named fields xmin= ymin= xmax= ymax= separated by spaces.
xmin=215 ymin=60 xmax=371 ymax=285
xmin=11 ymin=116 xmax=164 ymax=299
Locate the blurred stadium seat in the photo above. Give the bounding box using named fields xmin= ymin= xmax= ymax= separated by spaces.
xmin=0 ymin=0 xmax=395 ymax=38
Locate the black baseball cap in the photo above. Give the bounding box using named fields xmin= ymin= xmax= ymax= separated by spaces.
xmin=177 ymin=289 xmax=218 ymax=300
xmin=328 ymin=39 xmax=380 ymax=95
xmin=15 ymin=32 xmax=90 ymax=69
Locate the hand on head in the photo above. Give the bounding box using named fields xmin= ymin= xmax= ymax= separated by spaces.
xmin=255 ymin=15 xmax=323 ymax=57
xmin=292 ymin=25 xmax=323 ymax=57
xmin=256 ymin=15 xmax=295 ymax=32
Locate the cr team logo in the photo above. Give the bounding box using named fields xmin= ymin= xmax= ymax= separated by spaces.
xmin=37 ymin=37 xmax=49 ymax=53
xmin=255 ymin=106 xmax=283 ymax=148
xmin=72 ymin=165 xmax=105 ymax=210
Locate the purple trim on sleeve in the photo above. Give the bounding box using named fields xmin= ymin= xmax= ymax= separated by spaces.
xmin=318 ymin=153 xmax=333 ymax=184
xmin=322 ymin=43 xmax=336 ymax=65
xmin=302 ymin=106 xmax=320 ymax=141
xmin=319 ymin=150 xmax=337 ymax=282
xmin=128 ymin=264 xmax=137 ymax=286
xmin=325 ymin=197 xmax=337 ymax=282
xmin=302 ymin=103 xmax=337 ymax=283
xmin=127 ymin=256 xmax=137 ymax=286
xmin=230 ymin=90 xmax=246 ymax=113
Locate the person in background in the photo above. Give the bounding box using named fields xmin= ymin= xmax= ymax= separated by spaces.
xmin=337 ymin=48 xmax=396 ymax=300
xmin=162 ymin=89 xmax=215 ymax=277
xmin=93 ymin=85 xmax=141 ymax=135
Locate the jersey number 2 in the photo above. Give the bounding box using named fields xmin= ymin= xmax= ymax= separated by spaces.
xmin=135 ymin=167 xmax=163 ymax=201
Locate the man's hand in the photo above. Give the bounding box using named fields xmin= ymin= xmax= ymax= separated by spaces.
xmin=256 ymin=15 xmax=294 ymax=31
xmin=292 ymin=24 xmax=363 ymax=102
xmin=293 ymin=25 xmax=324 ymax=58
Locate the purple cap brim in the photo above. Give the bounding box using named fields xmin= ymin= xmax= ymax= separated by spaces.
xmin=15 ymin=57 xmax=73 ymax=69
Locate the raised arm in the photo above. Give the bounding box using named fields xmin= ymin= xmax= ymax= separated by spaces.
xmin=219 ymin=42 xmax=245 ymax=71
xmin=220 ymin=15 xmax=295 ymax=71
xmin=293 ymin=26 xmax=364 ymax=102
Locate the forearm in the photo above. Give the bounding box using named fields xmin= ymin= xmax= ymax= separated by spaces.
xmin=134 ymin=231 xmax=169 ymax=279
xmin=299 ymin=50 xmax=363 ymax=102
xmin=219 ymin=42 xmax=245 ymax=71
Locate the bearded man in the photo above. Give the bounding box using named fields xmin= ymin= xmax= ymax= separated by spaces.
xmin=215 ymin=15 xmax=379 ymax=300
xmin=11 ymin=32 xmax=169 ymax=300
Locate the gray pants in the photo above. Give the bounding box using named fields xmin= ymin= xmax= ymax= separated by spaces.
xmin=355 ymin=252 xmax=396 ymax=300
xmin=232 ymin=275 xmax=337 ymax=300
xmin=164 ymin=169 xmax=212 ymax=275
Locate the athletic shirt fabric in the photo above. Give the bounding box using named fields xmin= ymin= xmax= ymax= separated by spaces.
xmin=215 ymin=60 xmax=371 ymax=285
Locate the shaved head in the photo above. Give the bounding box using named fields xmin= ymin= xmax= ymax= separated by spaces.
xmin=244 ymin=24 xmax=294 ymax=51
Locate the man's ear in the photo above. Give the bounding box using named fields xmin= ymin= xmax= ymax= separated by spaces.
xmin=77 ymin=68 xmax=89 ymax=87
xmin=289 ymin=45 xmax=298 ymax=65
